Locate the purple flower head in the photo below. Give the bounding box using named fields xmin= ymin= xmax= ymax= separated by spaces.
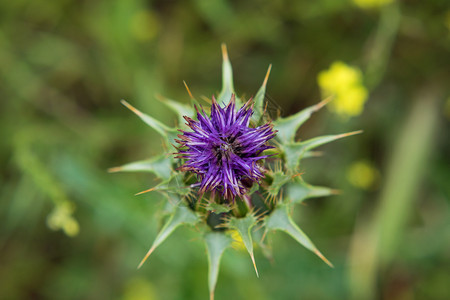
xmin=175 ymin=95 xmax=276 ymax=200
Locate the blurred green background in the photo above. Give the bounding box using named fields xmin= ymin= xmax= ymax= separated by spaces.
xmin=1 ymin=0 xmax=449 ymax=299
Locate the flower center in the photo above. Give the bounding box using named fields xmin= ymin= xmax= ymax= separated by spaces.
xmin=214 ymin=137 xmax=239 ymax=161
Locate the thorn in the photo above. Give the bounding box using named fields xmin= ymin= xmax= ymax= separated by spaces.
xmin=260 ymin=230 xmax=268 ymax=244
xmin=137 ymin=246 xmax=156 ymax=269
xmin=221 ymin=43 xmax=228 ymax=61
xmin=250 ymin=253 xmax=259 ymax=278
xmin=121 ymin=99 xmax=143 ymax=117
xmin=262 ymin=64 xmax=272 ymax=87
xmin=313 ymin=95 xmax=333 ymax=111
xmin=330 ymin=189 xmax=341 ymax=195
xmin=135 ymin=187 xmax=156 ymax=196
xmin=183 ymin=80 xmax=194 ymax=99
xmin=308 ymin=151 xmax=324 ymax=157
xmin=337 ymin=130 xmax=364 ymax=138
xmin=314 ymin=249 xmax=334 ymax=268
xmin=211 ymin=95 xmax=218 ymax=106
xmin=154 ymin=93 xmax=164 ymax=101
xmin=107 ymin=166 xmax=122 ymax=173
xmin=210 ymin=291 xmax=215 ymax=300
xmin=291 ymin=172 xmax=305 ymax=179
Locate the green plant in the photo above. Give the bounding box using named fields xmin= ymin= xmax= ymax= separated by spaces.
xmin=111 ymin=45 xmax=361 ymax=300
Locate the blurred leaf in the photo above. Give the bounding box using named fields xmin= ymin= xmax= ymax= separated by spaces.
xmin=376 ymin=96 xmax=439 ymax=262
xmin=204 ymin=231 xmax=232 ymax=300
xmin=348 ymin=91 xmax=441 ymax=300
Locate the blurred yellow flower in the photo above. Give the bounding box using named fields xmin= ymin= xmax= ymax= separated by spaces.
xmin=230 ymin=230 xmax=246 ymax=251
xmin=47 ymin=201 xmax=80 ymax=237
xmin=347 ymin=161 xmax=379 ymax=190
xmin=353 ymin=0 xmax=393 ymax=9
xmin=318 ymin=61 xmax=368 ymax=118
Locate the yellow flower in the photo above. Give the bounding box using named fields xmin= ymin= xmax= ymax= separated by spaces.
xmin=318 ymin=61 xmax=368 ymax=118
xmin=353 ymin=0 xmax=393 ymax=9
xmin=347 ymin=161 xmax=379 ymax=190
xmin=46 ymin=201 xmax=80 ymax=237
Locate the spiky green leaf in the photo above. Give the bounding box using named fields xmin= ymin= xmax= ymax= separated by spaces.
xmin=267 ymin=171 xmax=291 ymax=197
xmin=273 ymin=98 xmax=331 ymax=143
xmin=121 ymin=100 xmax=179 ymax=145
xmin=252 ymin=65 xmax=272 ymax=122
xmin=204 ymin=202 xmax=233 ymax=214
xmin=138 ymin=204 xmax=199 ymax=269
xmin=108 ymin=154 xmax=173 ymax=180
xmin=157 ymin=95 xmax=195 ymax=127
xmin=217 ymin=44 xmax=235 ymax=106
xmin=298 ymin=130 xmax=363 ymax=153
xmin=135 ymin=173 xmax=190 ymax=196
xmin=228 ymin=214 xmax=259 ymax=277
xmin=287 ymin=177 xmax=337 ymax=204
xmin=265 ymin=204 xmax=333 ymax=267
xmin=205 ymin=231 xmax=232 ymax=300
xmin=282 ymin=130 xmax=362 ymax=171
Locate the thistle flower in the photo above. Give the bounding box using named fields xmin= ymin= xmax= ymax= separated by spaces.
xmin=111 ymin=45 xmax=361 ymax=300
xmin=175 ymin=95 xmax=276 ymax=200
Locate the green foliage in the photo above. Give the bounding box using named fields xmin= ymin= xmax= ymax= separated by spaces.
xmin=113 ymin=48 xmax=361 ymax=298
xmin=2 ymin=1 xmax=448 ymax=299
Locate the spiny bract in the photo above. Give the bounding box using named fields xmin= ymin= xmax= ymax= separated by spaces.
xmin=111 ymin=45 xmax=361 ymax=300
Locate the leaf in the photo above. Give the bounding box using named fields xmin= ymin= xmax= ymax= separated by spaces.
xmin=267 ymin=171 xmax=291 ymax=197
xmin=228 ymin=214 xmax=259 ymax=277
xmin=252 ymin=64 xmax=272 ymax=122
xmin=265 ymin=204 xmax=333 ymax=267
xmin=282 ymin=130 xmax=363 ymax=171
xmin=273 ymin=97 xmax=331 ymax=144
xmin=108 ymin=154 xmax=173 ymax=180
xmin=204 ymin=202 xmax=233 ymax=214
xmin=204 ymin=231 xmax=232 ymax=300
xmin=282 ymin=142 xmax=306 ymax=171
xmin=287 ymin=178 xmax=337 ymax=204
xmin=156 ymin=94 xmax=195 ymax=127
xmin=298 ymin=130 xmax=363 ymax=153
xmin=121 ymin=100 xmax=179 ymax=145
xmin=138 ymin=204 xmax=199 ymax=269
xmin=135 ymin=173 xmax=190 ymax=196
xmin=217 ymin=44 xmax=242 ymax=107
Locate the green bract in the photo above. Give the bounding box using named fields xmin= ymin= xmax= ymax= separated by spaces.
xmin=110 ymin=45 xmax=361 ymax=300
